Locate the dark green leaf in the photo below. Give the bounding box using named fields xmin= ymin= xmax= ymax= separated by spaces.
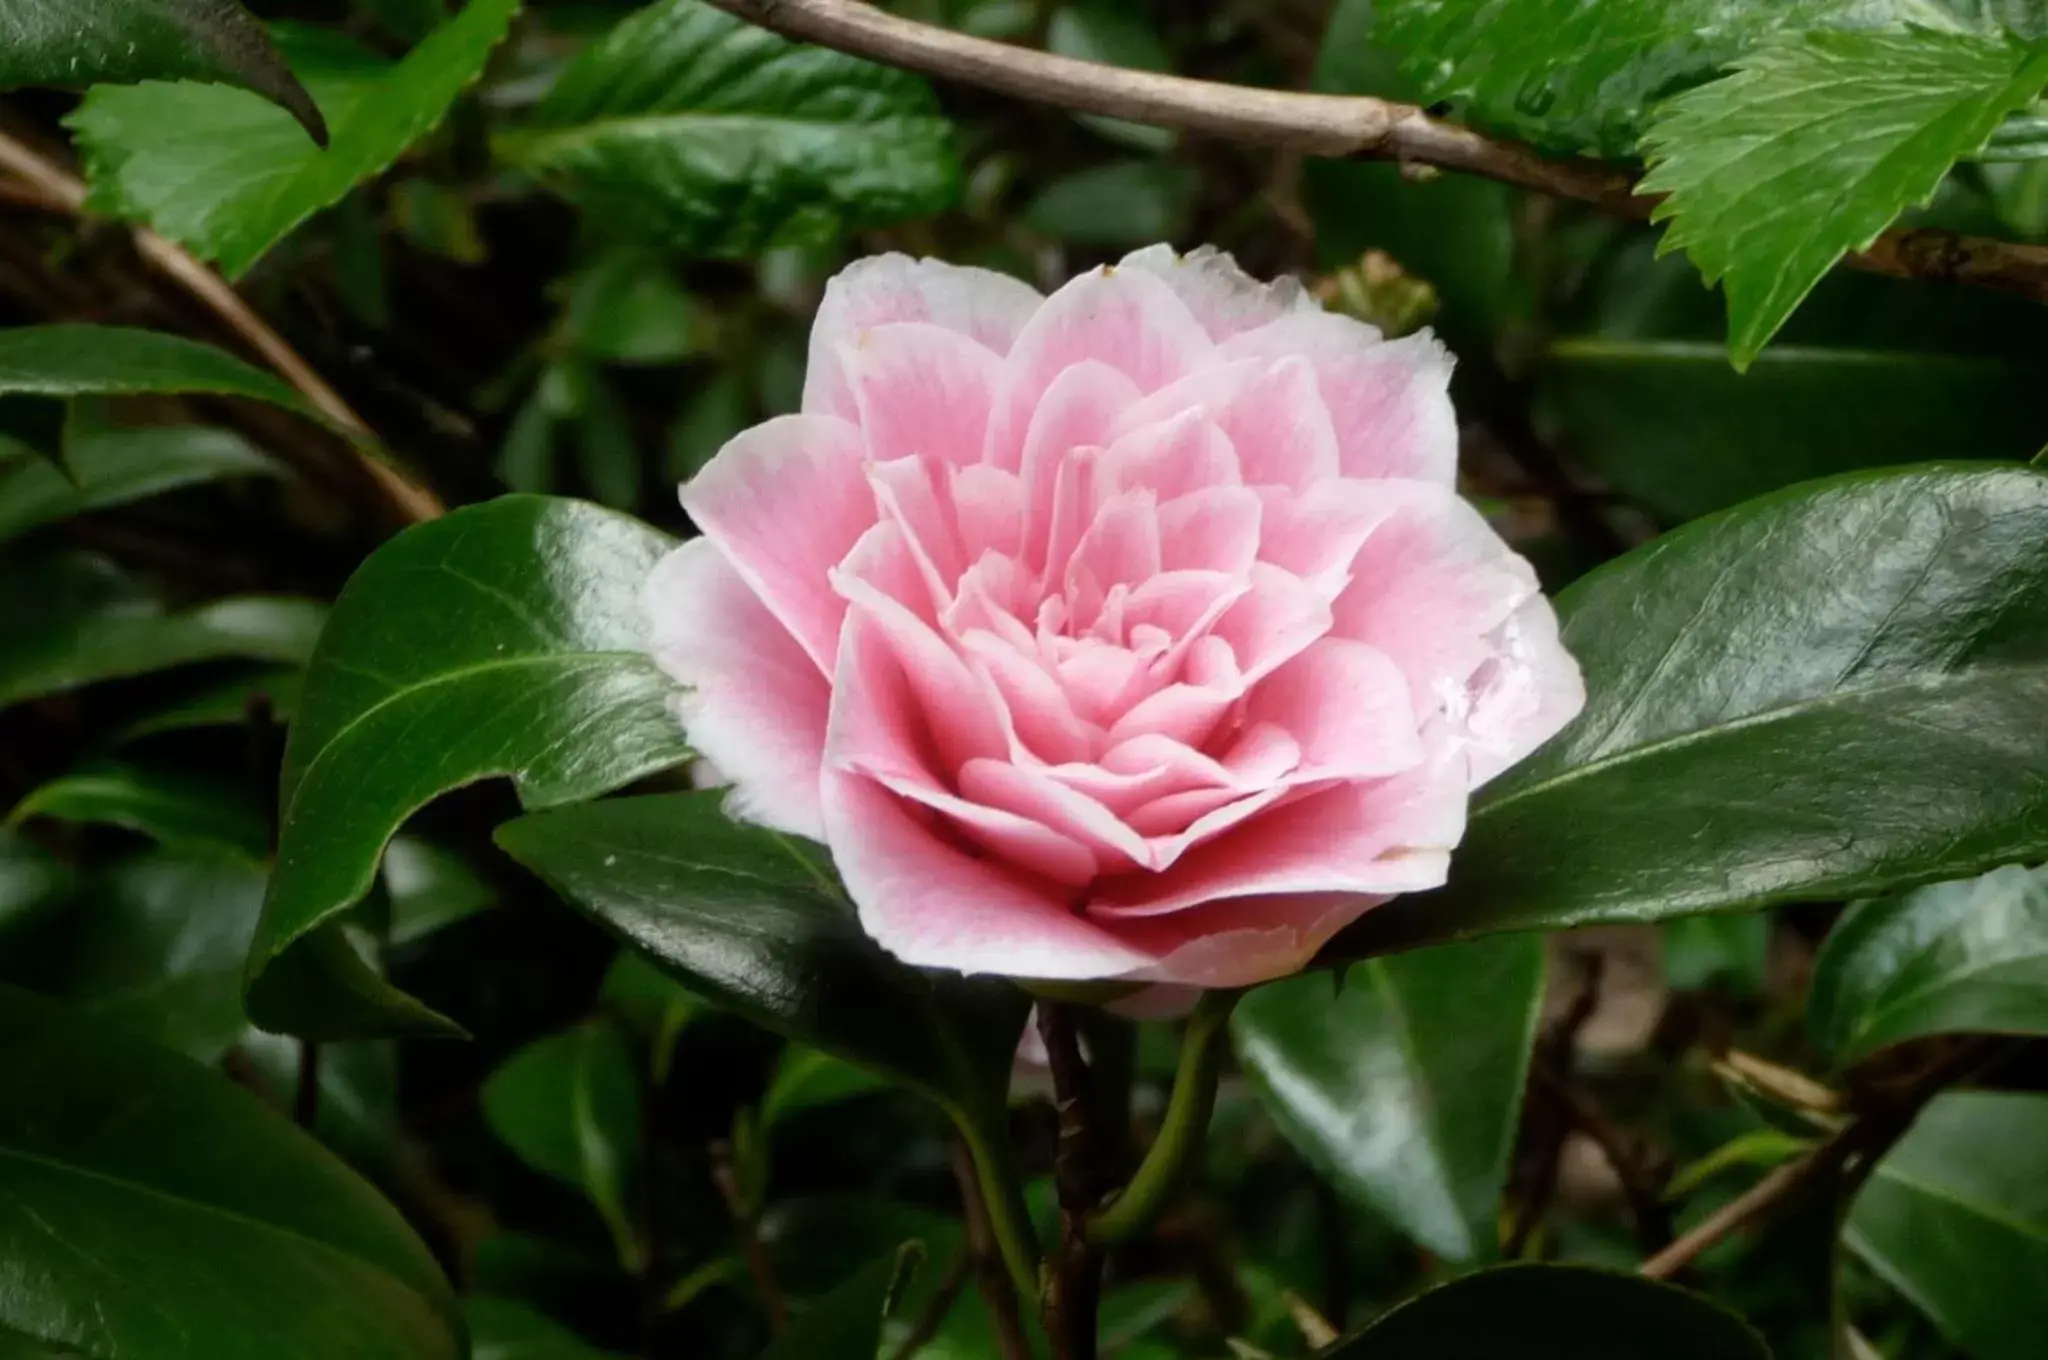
xmin=502 ymin=0 xmax=960 ymax=257
xmin=1321 ymin=1263 xmax=1768 ymax=1357
xmin=382 ymin=835 xmax=498 ymax=945
xmin=1333 ymin=464 xmax=2048 ymax=957
xmin=239 ymin=1030 xmax=400 ymax=1171
xmin=0 ymin=426 xmax=277 ymax=544
xmin=1024 ymin=161 xmax=1195 ymax=247
xmin=0 ymin=829 xmax=73 ymax=937
xmin=0 ymin=326 xmax=326 ymax=454
xmin=494 ymin=792 xmax=1028 ymax=1115
xmin=113 ymin=667 xmax=302 ymax=745
xmin=1641 ymin=29 xmax=2048 ymax=365
xmin=0 ymin=551 xmax=323 ymax=711
xmin=0 ymin=987 xmax=459 ymax=1358
xmin=599 ymin=950 xmax=699 ymax=1084
xmin=0 ymin=0 xmax=322 ymax=141
xmin=1539 ymin=340 xmax=2048 ymax=520
xmin=1845 ymin=1091 xmax=2048 ymax=1360
xmin=483 ymin=1020 xmax=643 ymax=1268
xmin=1809 ymin=862 xmax=2048 ymax=1064
xmin=563 ymin=251 xmax=704 ymax=366
xmin=70 ymin=3 xmax=520 ymax=279
xmin=10 ymin=763 xmax=268 ymax=860
xmin=1046 ymin=3 xmax=1176 ymax=152
xmin=1663 ymin=912 xmax=1771 ymax=993
xmin=760 ymin=1244 xmax=919 ymax=1360
xmin=1233 ymin=935 xmax=1544 ymax=1261
xmin=467 ymin=1297 xmax=622 ymax=1360
xmin=761 ymin=1046 xmax=892 ymax=1129
xmin=66 ymin=845 xmax=268 ymax=1062
xmin=248 ymin=495 xmax=690 ymax=1039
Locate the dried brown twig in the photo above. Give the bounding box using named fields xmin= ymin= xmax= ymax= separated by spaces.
xmin=705 ymin=0 xmax=2048 ymax=308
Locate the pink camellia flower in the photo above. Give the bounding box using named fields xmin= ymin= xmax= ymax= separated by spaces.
xmin=646 ymin=246 xmax=1583 ymax=989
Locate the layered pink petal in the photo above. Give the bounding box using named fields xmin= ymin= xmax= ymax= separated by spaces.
xmin=1463 ymin=595 xmax=1584 ymax=788
xmin=805 ymin=255 xmax=1042 ymax=420
xmin=681 ymin=415 xmax=873 ymax=673
xmin=843 ymin=322 xmax=1006 ymax=469
xmin=644 ymin=540 xmax=830 ymax=838
xmin=1117 ymin=244 xmax=1316 ymax=340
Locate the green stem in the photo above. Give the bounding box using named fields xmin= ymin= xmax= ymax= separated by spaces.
xmin=1086 ymin=989 xmax=1241 ymax=1247
xmin=953 ymin=1102 xmax=1043 ymax=1307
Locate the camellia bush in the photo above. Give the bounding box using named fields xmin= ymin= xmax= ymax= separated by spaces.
xmin=5 ymin=1 xmax=2048 ymax=1358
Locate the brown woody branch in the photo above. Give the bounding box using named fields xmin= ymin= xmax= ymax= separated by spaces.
xmin=706 ymin=0 xmax=2048 ymax=308
xmin=0 ymin=127 xmax=444 ymax=526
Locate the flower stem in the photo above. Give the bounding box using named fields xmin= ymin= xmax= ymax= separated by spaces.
xmin=1087 ymin=989 xmax=1241 ymax=1248
xmin=952 ymin=1101 xmax=1043 ymax=1308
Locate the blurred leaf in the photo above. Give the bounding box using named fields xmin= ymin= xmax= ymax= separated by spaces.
xmin=1321 ymin=1263 xmax=1768 ymax=1357
xmin=760 ymin=1244 xmax=918 ymax=1360
xmin=499 ymin=387 xmax=558 ymax=493
xmin=666 ymin=369 xmax=752 ymax=483
xmin=390 ymin=177 xmax=487 ymax=265
xmin=0 ymin=828 xmax=74 ymax=936
xmin=0 ymin=0 xmax=322 ymax=141
xmin=70 ymin=3 xmax=520 ymax=278
xmin=248 ymin=495 xmax=690 ymax=1040
xmin=0 ymin=551 xmax=323 ymax=711
xmin=1234 ymin=935 xmax=1544 ymax=1261
xmin=1024 ymin=160 xmax=1195 ymax=246
xmin=10 ymin=763 xmax=267 ymax=860
xmin=599 ymin=949 xmax=699 ymax=1083
xmin=1046 ymin=3 xmax=1177 ymax=152
xmin=1809 ymin=862 xmax=2048 ymax=1065
xmin=0 ymin=325 xmax=327 ymax=459
xmin=1370 ymin=0 xmax=2002 ymax=157
xmin=359 ymin=0 xmax=449 ymax=45
xmin=1640 ymin=29 xmax=2048 ymax=366
xmin=483 ymin=1019 xmax=643 ymax=1270
xmin=503 ymin=0 xmax=959 ymax=256
xmin=467 ymin=1297 xmax=622 ymax=1360
xmin=382 ymin=835 xmax=498 ymax=945
xmin=495 ymin=792 xmax=1029 ymax=1117
xmin=0 ymin=987 xmax=459 ymax=1358
xmin=575 ymin=373 xmax=640 ymax=510
xmin=1664 ymin=1128 xmax=1812 ymax=1201
xmin=239 ymin=1029 xmax=399 ymax=1171
xmin=761 ymin=1046 xmax=892 ymax=1129
xmin=0 ymin=426 xmax=277 ymax=544
xmin=1846 ymin=1091 xmax=2048 ymax=1360
xmin=1663 ymin=913 xmax=1771 ymax=994
xmin=1982 ymin=157 xmax=2048 ymax=235
xmin=67 ymin=845 xmax=266 ymax=1061
xmin=113 ymin=667 xmax=302 ymax=745
xmin=1333 ymin=465 xmax=2048 ymax=957
xmin=1541 ymin=340 xmax=2047 ymax=521
xmin=564 ymin=252 xmax=704 ymax=366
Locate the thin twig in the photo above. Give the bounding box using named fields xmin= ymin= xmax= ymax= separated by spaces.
xmin=1505 ymin=952 xmax=1603 ymax=1255
xmin=705 ymin=0 xmax=2048 ymax=308
xmin=0 ymin=127 xmax=443 ymax=525
xmin=711 ymin=1139 xmax=788 ymax=1335
xmin=1539 ymin=1072 xmax=1674 ymax=1253
xmin=1038 ymin=1001 xmax=1104 ymax=1360
xmin=950 ymin=1139 xmax=1034 ymax=1360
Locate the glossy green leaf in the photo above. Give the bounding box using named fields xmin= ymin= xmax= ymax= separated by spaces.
xmin=0 ymin=0 xmax=321 ymax=141
xmin=1539 ymin=340 xmax=2048 ymax=521
xmin=760 ymin=1244 xmax=918 ymax=1360
xmin=1845 ymin=1091 xmax=2048 ymax=1360
xmin=66 ymin=845 xmax=268 ymax=1061
xmin=0 ymin=326 xmax=326 ymax=458
xmin=10 ymin=763 xmax=268 ymax=860
xmin=501 ymin=0 xmax=959 ymax=256
xmin=1333 ymin=464 xmax=2048 ymax=958
xmin=762 ymin=1046 xmax=892 ymax=1129
xmin=483 ymin=1020 xmax=643 ymax=1269
xmin=0 ymin=426 xmax=277 ymax=544
xmin=1370 ymin=0 xmax=2002 ymax=157
xmin=70 ymin=3 xmax=520 ymax=279
xmin=0 ymin=551 xmax=323 ymax=711
xmin=113 ymin=667 xmax=302 ymax=745
xmin=248 ymin=495 xmax=690 ymax=1040
xmin=494 ymin=792 xmax=1028 ymax=1115
xmin=1641 ymin=29 xmax=2048 ymax=365
xmin=1233 ymin=935 xmax=1544 ymax=1261
xmin=467 ymin=1297 xmax=622 ymax=1360
xmin=1321 ymin=1263 xmax=1768 ymax=1357
xmin=0 ymin=987 xmax=459 ymax=1358
xmin=1809 ymin=862 xmax=2048 ymax=1064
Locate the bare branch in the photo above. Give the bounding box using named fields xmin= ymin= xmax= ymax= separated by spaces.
xmin=707 ymin=0 xmax=2048 ymax=308
xmin=0 ymin=127 xmax=444 ymax=526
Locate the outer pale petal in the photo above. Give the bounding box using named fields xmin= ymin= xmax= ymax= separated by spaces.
xmin=644 ymin=540 xmax=830 ymax=839
xmin=680 ymin=415 xmax=873 ymax=674
xmin=1220 ymin=314 xmax=1457 ymax=484
xmin=805 ymin=255 xmax=1043 ymax=420
xmin=1464 ymin=594 xmax=1585 ymax=787
xmin=1117 ymin=244 xmax=1316 ymax=340
xmin=843 ymin=322 xmax=1007 ymax=469
xmin=1117 ymin=892 xmax=1383 ymax=988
